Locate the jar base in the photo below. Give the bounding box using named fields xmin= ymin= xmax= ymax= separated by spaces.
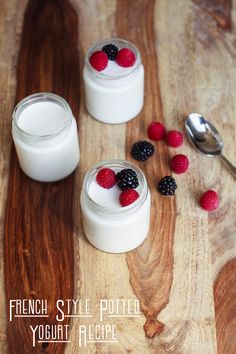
xmin=19 ymin=162 xmax=79 ymax=183
xmin=84 ymin=229 xmax=149 ymax=254
xmin=86 ymin=105 xmax=143 ymax=125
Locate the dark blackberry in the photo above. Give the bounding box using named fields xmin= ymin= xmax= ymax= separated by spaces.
xmin=158 ymin=176 xmax=177 ymax=196
xmin=116 ymin=169 xmax=139 ymax=190
xmin=131 ymin=141 xmax=154 ymax=161
xmin=102 ymin=43 xmax=118 ymax=60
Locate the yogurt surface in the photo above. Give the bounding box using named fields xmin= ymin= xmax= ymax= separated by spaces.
xmin=18 ymin=102 xmax=68 ymax=136
xmin=88 ymin=180 xmax=121 ymax=209
xmin=88 ymin=167 xmax=142 ymax=209
xmin=101 ymin=60 xmax=134 ymax=77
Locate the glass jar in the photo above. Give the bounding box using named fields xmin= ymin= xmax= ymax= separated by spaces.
xmin=12 ymin=92 xmax=80 ymax=182
xmin=83 ymin=38 xmax=144 ymax=124
xmin=80 ymin=159 xmax=151 ymax=253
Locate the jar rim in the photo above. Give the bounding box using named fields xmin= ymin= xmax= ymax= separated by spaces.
xmin=82 ymin=159 xmax=148 ymax=215
xmin=12 ymin=92 xmax=73 ymax=141
xmin=85 ymin=38 xmax=141 ymax=81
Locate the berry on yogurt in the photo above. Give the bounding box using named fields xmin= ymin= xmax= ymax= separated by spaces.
xmin=116 ymin=169 xmax=139 ymax=190
xmin=89 ymin=50 xmax=108 ymax=71
xmin=102 ymin=43 xmax=118 ymax=60
xmin=119 ymin=189 xmax=140 ymax=207
xmin=96 ymin=168 xmax=116 ymax=189
xmin=116 ymin=48 xmax=136 ymax=67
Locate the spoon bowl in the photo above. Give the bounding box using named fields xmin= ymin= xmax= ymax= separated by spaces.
xmin=185 ymin=113 xmax=236 ymax=179
xmin=185 ymin=113 xmax=223 ymax=156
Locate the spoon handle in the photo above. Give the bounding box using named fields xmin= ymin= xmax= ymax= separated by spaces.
xmin=220 ymin=154 xmax=236 ymax=179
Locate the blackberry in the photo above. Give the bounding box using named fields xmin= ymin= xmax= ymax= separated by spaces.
xmin=116 ymin=169 xmax=139 ymax=190
xmin=102 ymin=43 xmax=118 ymax=60
xmin=158 ymin=176 xmax=177 ymax=196
xmin=131 ymin=141 xmax=154 ymax=161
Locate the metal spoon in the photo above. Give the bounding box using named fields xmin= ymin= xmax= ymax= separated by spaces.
xmin=185 ymin=113 xmax=236 ymax=178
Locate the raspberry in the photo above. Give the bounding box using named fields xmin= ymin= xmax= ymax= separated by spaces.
xmin=166 ymin=130 xmax=183 ymax=148
xmin=96 ymin=168 xmax=116 ymax=189
xmin=199 ymin=190 xmax=219 ymax=212
xmin=89 ymin=51 xmax=108 ymax=71
xmin=148 ymin=121 xmax=165 ymax=141
xmin=131 ymin=141 xmax=154 ymax=161
xmin=116 ymin=169 xmax=139 ymax=190
xmin=116 ymin=48 xmax=136 ymax=67
xmin=170 ymin=154 xmax=189 ymax=174
xmin=158 ymin=176 xmax=177 ymax=196
xmin=119 ymin=189 xmax=140 ymax=207
xmin=102 ymin=43 xmax=118 ymax=60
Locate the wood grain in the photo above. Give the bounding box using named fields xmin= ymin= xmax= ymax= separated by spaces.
xmin=0 ymin=2 xmax=27 ymax=353
xmin=190 ymin=1 xmax=236 ymax=354
xmin=3 ymin=0 xmax=79 ymax=353
xmin=117 ymin=0 xmax=176 ymax=338
xmin=214 ymin=260 xmax=236 ymax=354
xmin=193 ymin=0 xmax=232 ymax=30
xmin=152 ymin=1 xmax=219 ymax=352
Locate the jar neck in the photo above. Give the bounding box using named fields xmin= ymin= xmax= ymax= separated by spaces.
xmin=12 ymin=92 xmax=73 ymax=144
xmin=84 ymin=38 xmax=142 ymax=86
xmin=82 ymin=159 xmax=148 ymax=216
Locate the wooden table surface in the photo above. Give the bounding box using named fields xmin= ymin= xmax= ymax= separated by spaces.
xmin=0 ymin=0 xmax=236 ymax=353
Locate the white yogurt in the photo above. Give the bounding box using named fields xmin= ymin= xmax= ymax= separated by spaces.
xmin=80 ymin=160 xmax=151 ymax=253
xmin=12 ymin=93 xmax=80 ymax=182
xmin=88 ymin=180 xmax=121 ymax=209
xmin=83 ymin=38 xmax=144 ymax=124
xmin=18 ymin=101 xmax=68 ymax=135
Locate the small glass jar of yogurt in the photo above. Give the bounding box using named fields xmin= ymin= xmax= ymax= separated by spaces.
xmin=12 ymin=92 xmax=80 ymax=182
xmin=80 ymin=159 xmax=151 ymax=253
xmin=83 ymin=38 xmax=144 ymax=124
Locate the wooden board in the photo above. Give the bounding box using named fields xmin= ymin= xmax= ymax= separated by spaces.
xmin=0 ymin=0 xmax=236 ymax=353
xmin=3 ymin=0 xmax=79 ymax=353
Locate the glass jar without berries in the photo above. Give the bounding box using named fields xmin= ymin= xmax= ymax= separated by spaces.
xmin=12 ymin=92 xmax=80 ymax=182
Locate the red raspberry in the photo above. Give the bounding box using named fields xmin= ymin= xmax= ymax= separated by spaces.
xmin=199 ymin=190 xmax=219 ymax=212
xmin=119 ymin=189 xmax=139 ymax=207
xmin=96 ymin=168 xmax=116 ymax=189
xmin=171 ymin=154 xmax=189 ymax=174
xmin=166 ymin=130 xmax=184 ymax=148
xmin=89 ymin=51 xmax=108 ymax=71
xmin=116 ymin=48 xmax=136 ymax=67
xmin=148 ymin=121 xmax=165 ymax=141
